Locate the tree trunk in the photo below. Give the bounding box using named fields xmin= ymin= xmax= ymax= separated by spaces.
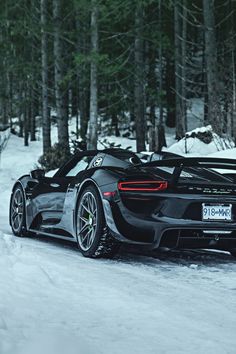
xmin=75 ymin=9 xmax=90 ymax=143
xmin=18 ymin=86 xmax=23 ymax=138
xmin=112 ymin=113 xmax=120 ymax=137
xmin=203 ymin=0 xmax=222 ymax=135
xmin=228 ymin=0 xmax=236 ymax=143
xmin=4 ymin=71 xmax=11 ymax=126
xmin=30 ymin=91 xmax=36 ymax=141
xmin=166 ymin=56 xmax=176 ymax=128
xmin=158 ymin=0 xmax=163 ymax=128
xmin=174 ymin=0 xmax=186 ymax=139
xmin=53 ymin=0 xmax=69 ymax=150
xmin=232 ymin=47 xmax=236 ymax=144
xmin=157 ymin=0 xmax=166 ymax=152
xmin=134 ymin=2 xmax=146 ymax=152
xmin=181 ymin=0 xmax=187 ymax=131
xmin=24 ymin=111 xmax=29 ymax=146
xmin=147 ymin=49 xmax=156 ymax=152
xmin=24 ymin=91 xmax=29 ymax=146
xmin=41 ymin=0 xmax=51 ymax=152
xmin=71 ymin=86 xmax=79 ymax=139
xmin=80 ymin=91 xmax=90 ymax=142
xmin=87 ymin=0 xmax=99 ymax=150
xmin=8 ymin=72 xmax=13 ymax=128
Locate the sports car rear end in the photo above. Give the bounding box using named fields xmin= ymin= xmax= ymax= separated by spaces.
xmin=104 ymin=157 xmax=236 ymax=253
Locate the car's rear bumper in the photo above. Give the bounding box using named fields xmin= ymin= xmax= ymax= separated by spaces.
xmin=102 ymin=195 xmax=236 ymax=251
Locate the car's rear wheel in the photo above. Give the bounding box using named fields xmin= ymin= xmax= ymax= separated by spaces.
xmin=10 ymin=185 xmax=27 ymax=237
xmin=76 ymin=186 xmax=119 ymax=258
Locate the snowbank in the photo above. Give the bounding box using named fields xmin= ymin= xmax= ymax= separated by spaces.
xmin=209 ymin=148 xmax=236 ymax=159
xmin=167 ymin=126 xmax=234 ymax=157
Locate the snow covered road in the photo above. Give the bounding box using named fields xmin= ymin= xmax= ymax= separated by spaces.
xmin=0 ymin=230 xmax=236 ymax=354
xmin=0 ymin=135 xmax=236 ymax=354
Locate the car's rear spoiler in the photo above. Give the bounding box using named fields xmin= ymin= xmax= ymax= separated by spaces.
xmin=142 ymin=157 xmax=236 ymax=169
xmin=137 ymin=157 xmax=236 ymax=187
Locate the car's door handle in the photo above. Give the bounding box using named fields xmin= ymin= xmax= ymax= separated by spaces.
xmin=50 ymin=183 xmax=60 ymax=188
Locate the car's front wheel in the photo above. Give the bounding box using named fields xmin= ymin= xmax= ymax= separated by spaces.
xmin=76 ymin=186 xmax=119 ymax=258
xmin=10 ymin=185 xmax=27 ymax=237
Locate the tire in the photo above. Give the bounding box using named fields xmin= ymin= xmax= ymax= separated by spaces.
xmin=10 ymin=185 xmax=28 ymax=237
xmin=76 ymin=186 xmax=119 ymax=258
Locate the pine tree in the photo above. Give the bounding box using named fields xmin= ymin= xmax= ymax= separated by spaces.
xmin=87 ymin=0 xmax=99 ymax=150
xmin=134 ymin=1 xmax=146 ymax=152
xmin=203 ymin=0 xmax=222 ymax=135
xmin=41 ymin=0 xmax=51 ymax=153
xmin=53 ymin=0 xmax=69 ymax=150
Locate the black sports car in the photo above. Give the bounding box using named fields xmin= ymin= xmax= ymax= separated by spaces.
xmin=9 ymin=148 xmax=236 ymax=258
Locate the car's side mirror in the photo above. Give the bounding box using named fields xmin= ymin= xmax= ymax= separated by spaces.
xmin=30 ymin=169 xmax=45 ymax=180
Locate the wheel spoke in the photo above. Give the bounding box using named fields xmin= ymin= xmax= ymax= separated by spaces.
xmin=92 ymin=198 xmax=97 ymax=215
xmin=87 ymin=228 xmax=95 ymax=248
xmin=11 ymin=204 xmax=16 ymax=211
xmin=80 ymin=223 xmax=90 ymax=234
xmin=81 ymin=203 xmax=91 ymax=215
xmin=82 ymin=227 xmax=92 ymax=243
xmin=16 ymin=192 xmax=21 ymax=205
xmin=79 ymin=215 xmax=89 ymax=224
xmin=90 ymin=194 xmax=97 ymax=214
xmin=88 ymin=195 xmax=94 ymax=214
xmin=11 ymin=207 xmax=17 ymax=217
xmin=13 ymin=214 xmax=20 ymax=229
xmin=85 ymin=231 xmax=92 ymax=248
xmin=91 ymin=206 xmax=97 ymax=216
xmin=13 ymin=211 xmax=19 ymax=222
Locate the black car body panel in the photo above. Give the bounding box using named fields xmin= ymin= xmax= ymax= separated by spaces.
xmin=10 ymin=149 xmax=236 ymax=252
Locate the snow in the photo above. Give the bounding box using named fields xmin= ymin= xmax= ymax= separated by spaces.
xmin=166 ymin=136 xmax=218 ymax=156
xmin=209 ymin=148 xmax=236 ymax=159
xmin=0 ymin=132 xmax=236 ymax=354
xmin=185 ymin=124 xmax=212 ymax=136
xmin=0 ymin=229 xmax=236 ymax=354
xmin=166 ymin=125 xmax=234 ymax=157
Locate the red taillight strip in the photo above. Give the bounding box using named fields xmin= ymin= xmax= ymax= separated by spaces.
xmin=118 ymin=180 xmax=168 ymax=191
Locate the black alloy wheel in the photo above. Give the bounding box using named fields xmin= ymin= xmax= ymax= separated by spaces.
xmin=76 ymin=186 xmax=119 ymax=258
xmin=10 ymin=186 xmax=27 ymax=237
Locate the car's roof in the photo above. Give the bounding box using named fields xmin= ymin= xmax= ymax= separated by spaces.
xmin=54 ymin=148 xmax=141 ymax=177
xmin=74 ymin=148 xmax=138 ymax=157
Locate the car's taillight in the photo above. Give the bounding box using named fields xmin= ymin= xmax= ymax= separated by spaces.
xmin=118 ymin=180 xmax=168 ymax=192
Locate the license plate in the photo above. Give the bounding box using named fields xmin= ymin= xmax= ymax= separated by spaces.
xmin=202 ymin=204 xmax=232 ymax=221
